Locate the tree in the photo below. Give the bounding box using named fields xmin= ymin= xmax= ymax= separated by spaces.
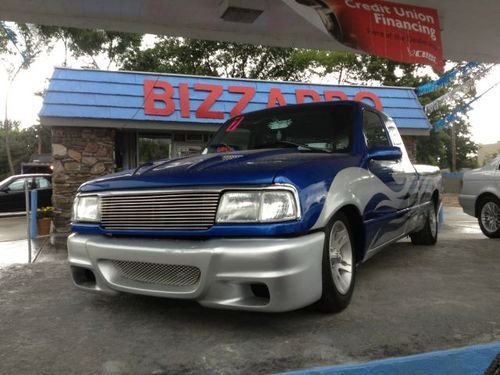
xmin=0 ymin=25 xmax=10 ymax=54
xmin=351 ymin=56 xmax=481 ymax=170
xmin=1 ymin=23 xmax=52 ymax=176
xmin=0 ymin=121 xmax=51 ymax=180
xmin=121 ymin=37 xmax=320 ymax=81
xmin=37 ymin=26 xmax=142 ymax=69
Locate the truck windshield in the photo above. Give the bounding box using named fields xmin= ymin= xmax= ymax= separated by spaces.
xmin=206 ymin=105 xmax=354 ymax=154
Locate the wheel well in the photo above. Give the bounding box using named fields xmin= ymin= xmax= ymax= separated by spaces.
xmin=475 ymin=192 xmax=499 ymax=217
xmin=337 ymin=205 xmax=365 ymax=264
xmin=432 ymin=190 xmax=440 ymax=209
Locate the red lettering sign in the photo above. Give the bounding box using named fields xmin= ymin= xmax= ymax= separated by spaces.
xmin=296 ymin=89 xmax=321 ymax=104
xmin=143 ymin=81 xmax=385 ymax=119
xmin=354 ymin=91 xmax=383 ymax=111
xmin=144 ymin=80 xmax=175 ymax=116
xmin=194 ymin=84 xmax=224 ymax=119
xmin=228 ymin=86 xmax=256 ymax=117
xmin=178 ymin=83 xmax=190 ymax=118
xmin=267 ymin=88 xmax=287 ymax=107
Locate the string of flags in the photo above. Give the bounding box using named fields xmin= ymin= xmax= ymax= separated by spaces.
xmin=415 ymin=62 xmax=479 ymax=96
xmin=415 ymin=61 xmax=498 ymax=130
xmin=432 ymin=79 xmax=500 ymax=129
xmin=424 ymin=64 xmax=494 ymax=113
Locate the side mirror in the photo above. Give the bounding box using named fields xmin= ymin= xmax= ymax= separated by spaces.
xmin=366 ymin=146 xmax=402 ymax=161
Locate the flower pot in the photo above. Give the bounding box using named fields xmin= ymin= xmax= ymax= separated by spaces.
xmin=37 ymin=218 xmax=52 ymax=236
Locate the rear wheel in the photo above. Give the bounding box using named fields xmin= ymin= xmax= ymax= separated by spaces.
xmin=478 ymin=196 xmax=500 ymax=238
xmin=410 ymin=202 xmax=438 ymax=245
xmin=317 ymin=212 xmax=356 ymax=313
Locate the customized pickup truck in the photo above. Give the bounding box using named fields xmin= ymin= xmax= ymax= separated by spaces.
xmin=68 ymin=101 xmax=441 ymax=312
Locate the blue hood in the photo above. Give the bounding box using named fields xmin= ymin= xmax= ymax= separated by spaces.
xmin=79 ymin=149 xmax=359 ymax=193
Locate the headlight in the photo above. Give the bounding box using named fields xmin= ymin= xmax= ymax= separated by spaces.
xmin=72 ymin=195 xmax=100 ymax=222
xmin=216 ymin=189 xmax=299 ymax=223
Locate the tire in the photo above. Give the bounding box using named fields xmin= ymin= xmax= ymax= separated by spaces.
xmin=477 ymin=196 xmax=500 ymax=238
xmin=410 ymin=201 xmax=438 ymax=245
xmin=317 ymin=212 xmax=356 ymax=313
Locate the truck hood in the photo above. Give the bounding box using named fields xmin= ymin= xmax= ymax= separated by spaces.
xmin=79 ymin=149 xmax=355 ymax=193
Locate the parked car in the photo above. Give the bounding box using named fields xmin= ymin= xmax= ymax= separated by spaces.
xmin=0 ymin=174 xmax=52 ymax=213
xmin=459 ymin=156 xmax=500 ymax=238
xmin=68 ymin=101 xmax=442 ymax=312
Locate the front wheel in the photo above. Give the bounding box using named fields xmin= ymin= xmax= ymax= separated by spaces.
xmin=410 ymin=202 xmax=438 ymax=245
xmin=478 ymin=196 xmax=500 ymax=238
xmin=317 ymin=212 xmax=356 ymax=313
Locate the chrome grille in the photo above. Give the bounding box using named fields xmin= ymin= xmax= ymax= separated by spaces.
xmin=100 ymin=191 xmax=220 ymax=230
xmin=110 ymin=260 xmax=201 ymax=287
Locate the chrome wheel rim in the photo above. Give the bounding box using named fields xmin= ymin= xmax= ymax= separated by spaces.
xmin=429 ymin=204 xmax=437 ymax=238
xmin=481 ymin=201 xmax=500 ymax=233
xmin=329 ymin=220 xmax=353 ymax=295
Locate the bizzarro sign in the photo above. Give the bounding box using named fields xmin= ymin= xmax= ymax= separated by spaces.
xmin=143 ymin=79 xmax=383 ymax=120
xmin=40 ymin=68 xmax=430 ymax=131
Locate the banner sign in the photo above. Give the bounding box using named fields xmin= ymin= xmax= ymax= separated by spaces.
xmin=301 ymin=0 xmax=444 ymax=72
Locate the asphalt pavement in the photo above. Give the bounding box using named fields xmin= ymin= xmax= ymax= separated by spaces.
xmin=0 ymin=207 xmax=499 ymax=374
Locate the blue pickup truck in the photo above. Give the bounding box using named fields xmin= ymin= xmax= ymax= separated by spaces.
xmin=68 ymin=101 xmax=441 ymax=313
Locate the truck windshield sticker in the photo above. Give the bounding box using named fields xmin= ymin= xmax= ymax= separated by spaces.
xmin=226 ymin=116 xmax=245 ymax=132
xmin=268 ymin=119 xmax=292 ymax=130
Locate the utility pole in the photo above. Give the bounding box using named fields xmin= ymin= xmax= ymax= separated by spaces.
xmin=37 ymin=126 xmax=42 ymax=154
xmin=4 ymin=65 xmax=23 ymax=176
xmin=451 ymin=123 xmax=457 ymax=172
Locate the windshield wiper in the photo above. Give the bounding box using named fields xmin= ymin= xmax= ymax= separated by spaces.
xmin=255 ymin=141 xmax=330 ymax=153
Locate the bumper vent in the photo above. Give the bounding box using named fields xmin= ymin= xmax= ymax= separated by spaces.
xmin=110 ymin=260 xmax=201 ymax=287
xmin=100 ymin=190 xmax=220 ymax=231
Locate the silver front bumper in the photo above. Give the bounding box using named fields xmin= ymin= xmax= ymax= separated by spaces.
xmin=67 ymin=232 xmax=325 ymax=312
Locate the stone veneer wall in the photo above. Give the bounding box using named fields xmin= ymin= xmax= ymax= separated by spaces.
xmin=51 ymin=127 xmax=115 ymax=232
xmin=402 ymin=136 xmax=417 ymax=163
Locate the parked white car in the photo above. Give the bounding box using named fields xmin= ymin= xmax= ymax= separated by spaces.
xmin=459 ymin=156 xmax=500 ymax=238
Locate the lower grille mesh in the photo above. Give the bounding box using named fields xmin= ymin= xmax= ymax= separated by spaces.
xmin=110 ymin=260 xmax=201 ymax=287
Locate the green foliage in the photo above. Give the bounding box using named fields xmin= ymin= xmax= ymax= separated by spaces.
xmin=0 ymin=23 xmax=52 ymax=68
xmin=121 ymin=37 xmax=320 ymax=81
xmin=37 ymin=206 xmax=54 ymax=219
xmin=37 ymin=26 xmax=141 ymax=69
xmin=0 ymin=122 xmax=51 ymax=180
xmin=0 ymin=24 xmax=10 ymax=54
xmin=417 ymin=119 xmax=478 ymax=170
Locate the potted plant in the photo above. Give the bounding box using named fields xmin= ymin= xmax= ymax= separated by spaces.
xmin=37 ymin=206 xmax=54 ymax=236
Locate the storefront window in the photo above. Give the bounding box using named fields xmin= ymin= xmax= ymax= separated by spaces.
xmin=137 ymin=134 xmax=172 ymax=164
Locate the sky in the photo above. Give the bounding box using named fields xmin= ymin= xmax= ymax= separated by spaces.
xmin=1 ymin=39 xmax=500 ymax=146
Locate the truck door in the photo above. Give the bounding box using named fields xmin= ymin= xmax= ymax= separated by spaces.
xmin=362 ymin=110 xmax=408 ymax=248
xmin=384 ymin=117 xmax=420 ymax=232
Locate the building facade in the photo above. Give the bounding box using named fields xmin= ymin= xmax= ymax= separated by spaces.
xmin=40 ymin=68 xmax=431 ymax=231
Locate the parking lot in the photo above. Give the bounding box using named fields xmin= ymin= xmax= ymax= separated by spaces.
xmin=0 ymin=206 xmax=499 ymax=374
